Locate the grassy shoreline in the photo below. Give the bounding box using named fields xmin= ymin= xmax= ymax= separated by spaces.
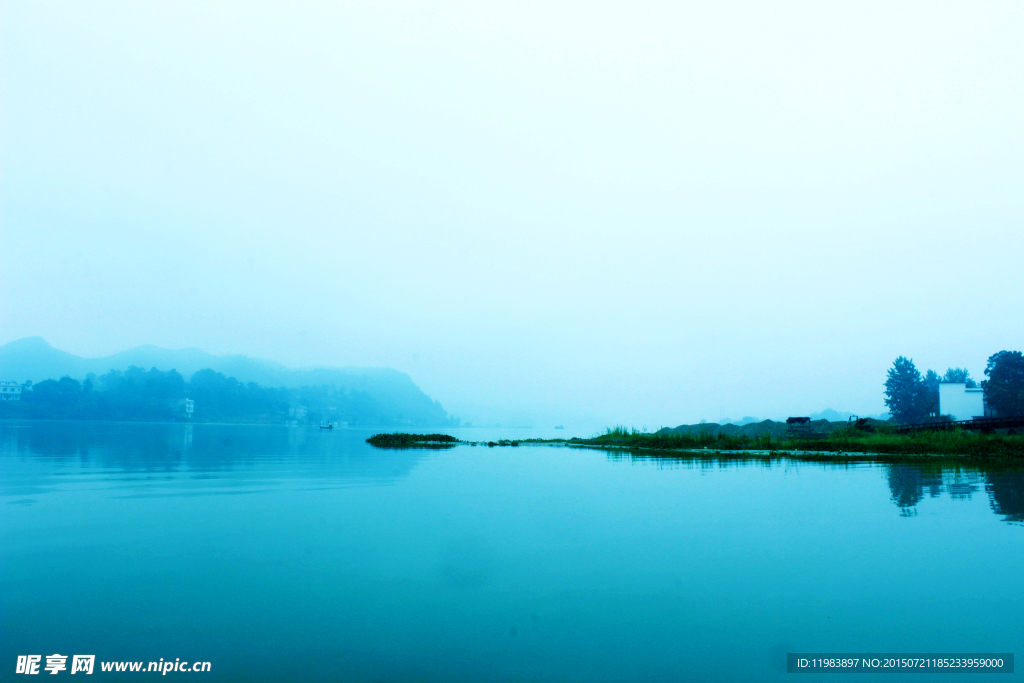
xmin=576 ymin=426 xmax=1024 ymax=458
xmin=367 ymin=426 xmax=1024 ymax=462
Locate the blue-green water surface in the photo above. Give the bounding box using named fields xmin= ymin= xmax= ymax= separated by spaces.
xmin=2 ymin=422 xmax=1023 ymax=681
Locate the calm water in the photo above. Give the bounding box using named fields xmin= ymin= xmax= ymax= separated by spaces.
xmin=2 ymin=422 xmax=1023 ymax=682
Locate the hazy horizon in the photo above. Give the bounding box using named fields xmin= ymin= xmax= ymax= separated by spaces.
xmin=3 ymin=1 xmax=1022 ymax=430
xmin=0 ymin=335 xmax=892 ymax=427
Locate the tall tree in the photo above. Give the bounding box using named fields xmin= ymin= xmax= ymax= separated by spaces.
xmin=884 ymin=356 xmax=928 ymax=423
xmin=942 ymin=367 xmax=976 ymax=388
xmin=922 ymin=369 xmax=941 ymax=417
xmin=982 ymin=351 xmax=1024 ymax=417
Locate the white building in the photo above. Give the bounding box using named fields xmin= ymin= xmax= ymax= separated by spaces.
xmin=0 ymin=382 xmax=22 ymax=401
xmin=938 ymin=382 xmax=985 ymax=421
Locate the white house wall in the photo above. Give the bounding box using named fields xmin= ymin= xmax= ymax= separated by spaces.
xmin=938 ymin=383 xmax=985 ymax=421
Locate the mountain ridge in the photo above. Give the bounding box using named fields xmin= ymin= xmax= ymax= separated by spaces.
xmin=0 ymin=337 xmax=452 ymax=425
xmin=2 ymin=336 xmax=401 ymax=385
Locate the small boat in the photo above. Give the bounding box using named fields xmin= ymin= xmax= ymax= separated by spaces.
xmin=319 ymin=421 xmax=333 ymax=430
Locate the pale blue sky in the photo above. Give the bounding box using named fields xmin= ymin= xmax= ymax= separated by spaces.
xmin=2 ymin=1 xmax=1022 ymax=429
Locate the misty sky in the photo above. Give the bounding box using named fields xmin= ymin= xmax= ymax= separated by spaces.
xmin=2 ymin=1 xmax=1022 ymax=430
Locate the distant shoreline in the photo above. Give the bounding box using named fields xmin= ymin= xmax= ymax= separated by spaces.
xmin=365 ymin=427 xmax=1024 ymax=462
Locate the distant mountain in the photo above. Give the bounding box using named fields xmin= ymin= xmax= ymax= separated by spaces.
xmin=717 ymin=416 xmax=761 ymax=426
xmin=0 ymin=337 xmax=94 ymax=383
xmin=660 ymin=415 xmax=891 ymax=439
xmin=661 ymin=420 xmax=794 ymax=439
xmin=808 ymin=408 xmax=890 ymax=421
xmin=808 ymin=408 xmax=855 ymax=422
xmin=0 ymin=337 xmax=453 ymax=426
xmin=712 ymin=410 xmax=888 ymax=427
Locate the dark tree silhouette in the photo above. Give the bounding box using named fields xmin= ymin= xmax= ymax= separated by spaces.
xmin=982 ymin=351 xmax=1024 ymax=417
xmin=922 ymin=369 xmax=941 ymax=417
xmin=942 ymin=367 xmax=976 ymax=388
xmin=884 ymin=357 xmax=929 ymax=423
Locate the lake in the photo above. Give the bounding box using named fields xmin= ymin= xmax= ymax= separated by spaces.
xmin=2 ymin=422 xmax=1022 ymax=681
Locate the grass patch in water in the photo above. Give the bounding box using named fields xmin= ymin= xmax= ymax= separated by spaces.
xmin=367 ymin=433 xmax=460 ymax=449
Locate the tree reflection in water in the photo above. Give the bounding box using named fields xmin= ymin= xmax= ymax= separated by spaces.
xmin=607 ymin=451 xmax=1024 ymax=525
xmin=987 ymin=473 xmax=1024 ymax=523
xmin=886 ymin=465 xmax=925 ymax=516
xmin=884 ymin=464 xmax=1024 ymax=522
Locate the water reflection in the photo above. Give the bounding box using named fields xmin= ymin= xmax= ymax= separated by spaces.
xmin=0 ymin=420 xmax=424 ymax=483
xmin=886 ymin=466 xmax=1024 ymax=522
xmin=988 ymin=474 xmax=1024 ymax=523
xmin=886 ymin=464 xmax=926 ymax=513
xmin=3 ymin=423 xmax=1022 ymax=683
xmin=604 ymin=449 xmax=1024 ymax=525
xmin=5 ymin=423 xmax=1024 ymax=525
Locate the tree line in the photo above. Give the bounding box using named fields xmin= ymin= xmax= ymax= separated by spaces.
xmin=884 ymin=350 xmax=1024 ymax=423
xmin=0 ymin=366 xmax=455 ymax=426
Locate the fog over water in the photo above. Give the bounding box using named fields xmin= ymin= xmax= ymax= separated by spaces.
xmin=2 ymin=2 xmax=1022 ymax=430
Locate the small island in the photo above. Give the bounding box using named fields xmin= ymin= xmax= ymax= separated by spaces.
xmin=366 ymin=433 xmax=461 ymax=448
